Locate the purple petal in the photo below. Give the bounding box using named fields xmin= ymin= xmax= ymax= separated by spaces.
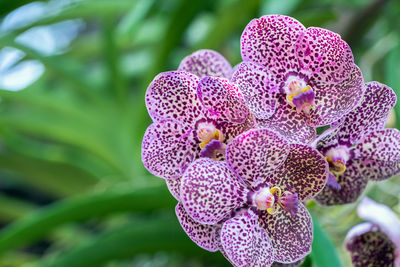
xmin=231 ymin=61 xmax=278 ymax=120
xmin=241 ymin=15 xmax=305 ymax=76
xmin=258 ymin=203 xmax=313 ymax=263
xmin=142 ymin=120 xmax=197 ymax=179
xmin=357 ymin=197 xmax=400 ymax=250
xmin=175 ymin=202 xmax=219 ymax=252
xmin=197 ymin=76 xmax=249 ymax=124
xmin=296 ymin=27 xmax=354 ymax=84
xmin=306 ymin=64 xmax=364 ymax=127
xmin=217 ymin=112 xmax=257 ymax=143
xmin=326 ymin=173 xmax=341 ymax=190
xmin=332 ymin=82 xmax=397 ymax=146
xmin=214 ymin=227 xmax=236 ymax=266
xmin=166 ymin=177 xmax=181 ymax=201
xmin=178 ymin=49 xmax=233 ymax=79
xmin=226 ymin=128 xmax=290 ymax=187
xmin=200 ymin=139 xmax=225 ymax=159
xmin=266 ymin=144 xmax=328 ymax=201
xmin=314 ymin=159 xmax=368 ymax=205
xmin=221 ymin=209 xmax=275 ymax=267
xmin=257 ymin=95 xmax=317 ymax=144
xmin=180 ymin=158 xmax=248 ymax=225
xmin=346 ymin=223 xmax=396 ymax=267
xmin=279 ymin=192 xmax=299 ymax=217
xmin=355 ymin=128 xmax=400 ymax=181
xmin=312 ymin=126 xmax=341 ymax=152
xmin=145 ymin=71 xmax=204 ymax=127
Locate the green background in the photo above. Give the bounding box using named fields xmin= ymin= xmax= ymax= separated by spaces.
xmin=0 ymin=0 xmax=399 ymax=266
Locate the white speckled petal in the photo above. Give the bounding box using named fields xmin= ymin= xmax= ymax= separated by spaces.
xmin=231 ymin=61 xmax=278 ymax=120
xmin=178 ymin=49 xmax=233 ymax=79
xmin=259 ymin=203 xmax=313 ymax=263
xmin=357 ymin=197 xmax=400 ymax=250
xmin=166 ymin=177 xmax=181 ymax=201
xmin=306 ymin=64 xmax=364 ymax=127
xmin=296 ymin=27 xmax=354 ymax=84
xmin=355 ymin=128 xmax=400 ymax=181
xmin=241 ymin=15 xmax=305 ymax=76
xmin=257 ymin=95 xmax=317 ymax=144
xmin=266 ymin=144 xmax=328 ymax=201
xmin=145 ymin=71 xmax=204 ymax=127
xmin=331 ymin=82 xmax=397 ymax=146
xmin=221 ymin=209 xmax=275 ymax=267
xmin=176 ymin=202 xmax=219 ymax=252
xmin=180 ymin=158 xmax=248 ymax=225
xmin=197 ymin=76 xmax=249 ymax=124
xmin=142 ymin=120 xmax=197 ymax=179
xmin=226 ymin=128 xmax=290 ymax=187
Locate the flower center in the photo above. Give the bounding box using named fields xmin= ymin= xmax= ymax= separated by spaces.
xmin=285 ymin=79 xmax=316 ymax=115
xmin=197 ymin=123 xmax=224 ymax=149
xmin=252 ymin=186 xmax=299 ymax=216
xmin=197 ymin=122 xmax=225 ymax=159
xmin=325 ymin=145 xmax=350 ymax=175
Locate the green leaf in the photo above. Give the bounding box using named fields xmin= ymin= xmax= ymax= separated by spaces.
xmin=310 ymin=213 xmax=342 ymax=267
xmin=385 ymin=45 xmax=400 ymax=129
xmin=0 ymin=152 xmax=98 ymax=197
xmin=148 ymin=0 xmax=213 ymax=82
xmin=0 ymin=195 xmax=36 ymax=222
xmin=197 ymin=0 xmax=260 ymax=51
xmin=0 ymin=185 xmax=174 ymax=255
xmin=41 ymin=217 xmax=228 ymax=267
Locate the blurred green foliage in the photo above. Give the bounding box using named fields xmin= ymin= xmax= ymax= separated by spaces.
xmin=0 ymin=0 xmax=399 ymax=266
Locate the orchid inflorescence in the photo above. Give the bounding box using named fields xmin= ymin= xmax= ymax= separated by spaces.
xmin=142 ymin=14 xmax=400 ymax=267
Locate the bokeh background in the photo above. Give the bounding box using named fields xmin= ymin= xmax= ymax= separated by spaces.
xmin=0 ymin=0 xmax=399 ymax=266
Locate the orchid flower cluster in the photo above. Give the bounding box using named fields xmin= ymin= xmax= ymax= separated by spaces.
xmin=142 ymin=14 xmax=400 ymax=267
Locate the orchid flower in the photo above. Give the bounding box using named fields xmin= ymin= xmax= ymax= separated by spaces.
xmin=178 ymin=129 xmax=328 ymax=266
xmin=232 ymin=15 xmax=364 ymax=143
xmin=346 ymin=197 xmax=400 ymax=266
xmin=312 ymin=82 xmax=400 ymax=205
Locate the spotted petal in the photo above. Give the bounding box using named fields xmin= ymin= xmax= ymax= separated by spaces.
xmin=307 ymin=64 xmax=364 ymax=127
xmin=142 ymin=120 xmax=196 ymax=179
xmin=197 ymin=76 xmax=249 ymax=124
xmin=355 ymin=128 xmax=400 ymax=181
xmin=257 ymin=95 xmax=317 ymax=144
xmin=180 ymin=158 xmax=248 ymax=225
xmin=265 ymin=144 xmax=328 ymax=201
xmin=166 ymin=177 xmax=181 ymax=201
xmin=178 ymin=49 xmax=233 ymax=79
xmin=314 ymin=159 xmax=368 ymax=205
xmin=217 ymin=112 xmax=257 ymax=143
xmin=346 ymin=223 xmax=396 ymax=267
xmin=175 ymin=202 xmax=219 ymax=252
xmin=312 ymin=126 xmax=341 ymax=153
xmin=226 ymin=128 xmax=290 ymax=187
xmin=241 ymin=15 xmax=305 ymax=76
xmin=145 ymin=71 xmax=204 ymax=127
xmin=259 ymin=203 xmax=313 ymax=263
xmin=221 ymin=209 xmax=275 ymax=267
xmin=331 ymin=82 xmax=397 ymax=146
xmin=231 ymin=61 xmax=278 ymax=120
xmin=357 ymin=197 xmax=400 ymax=250
xmin=296 ymin=27 xmax=354 ymax=84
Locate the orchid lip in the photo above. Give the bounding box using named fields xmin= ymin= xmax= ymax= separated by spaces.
xmin=251 ymin=186 xmax=299 ymax=216
xmin=325 ymin=145 xmax=350 ymax=175
xmin=284 ymin=78 xmax=316 ymax=115
xmin=197 ymin=122 xmax=224 ymax=149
